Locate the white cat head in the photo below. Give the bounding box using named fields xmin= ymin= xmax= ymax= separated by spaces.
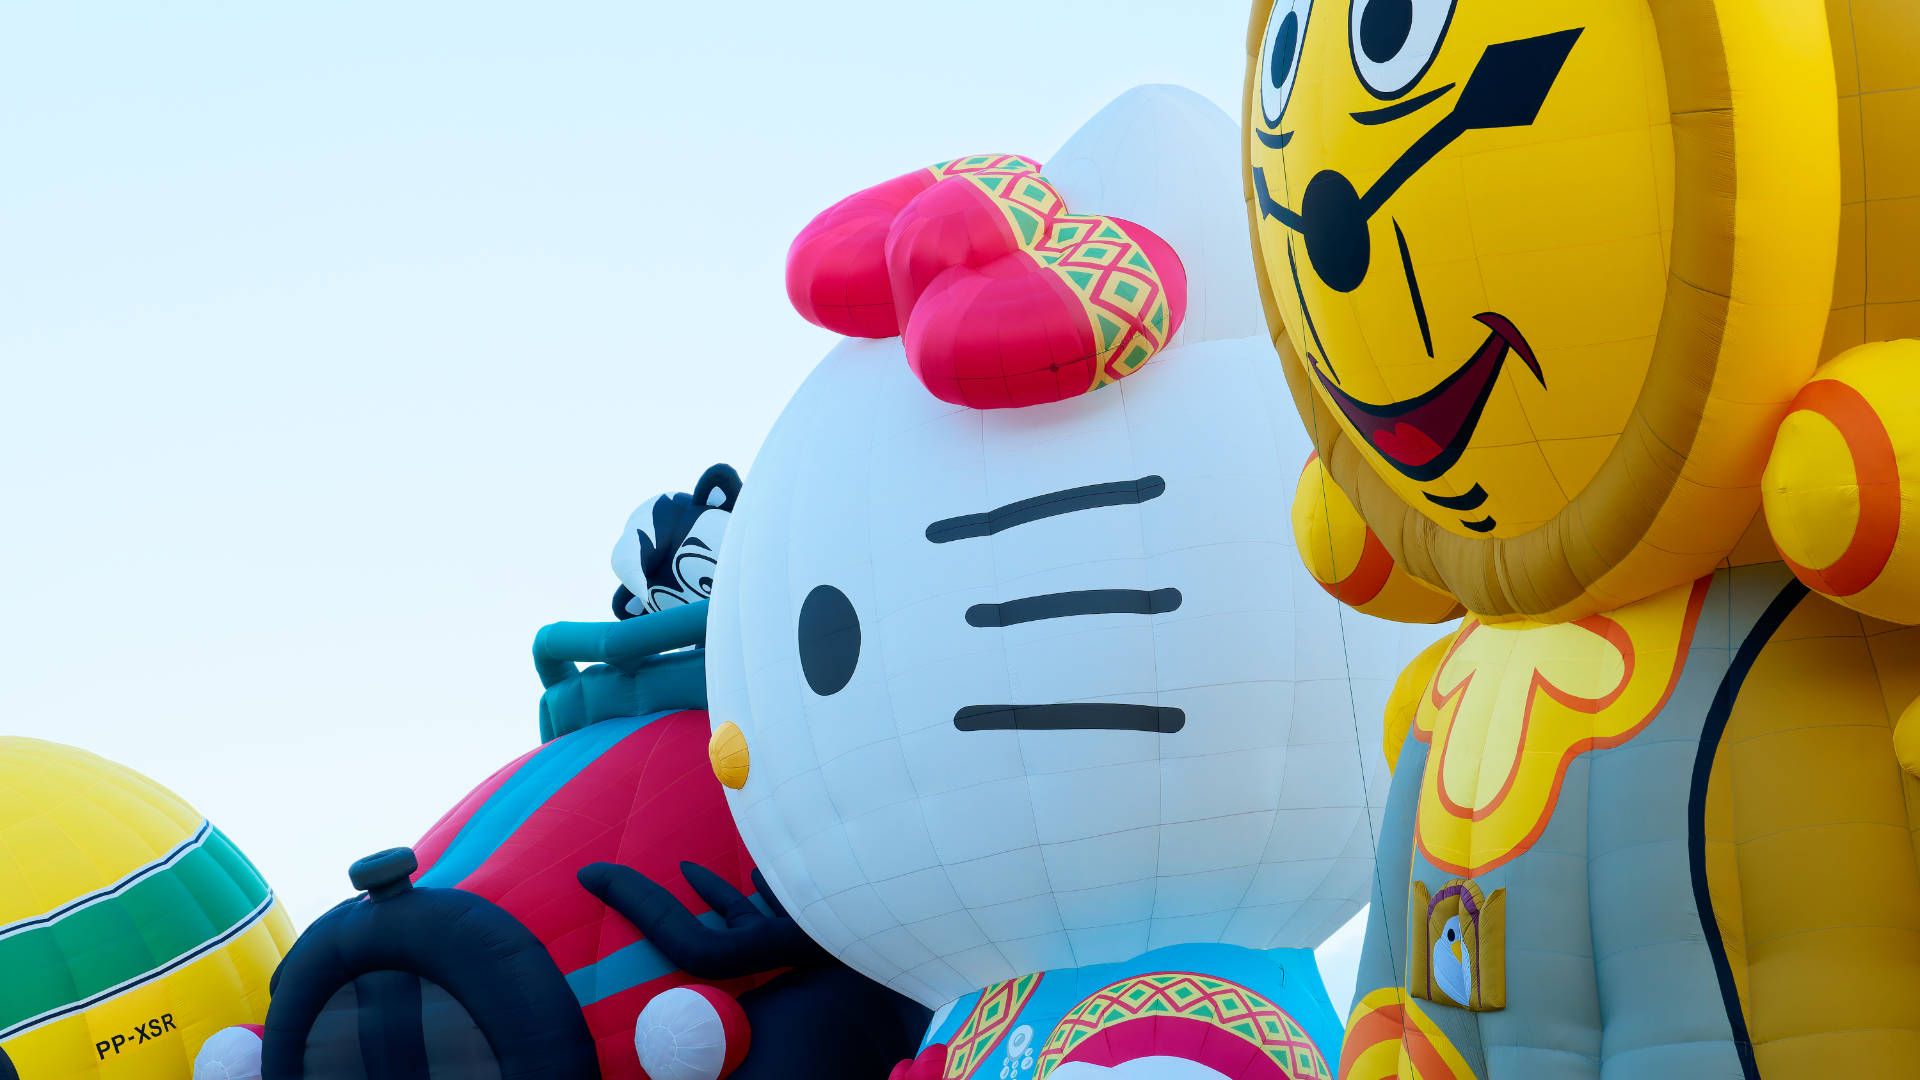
xmin=706 ymin=86 xmax=1418 ymax=1007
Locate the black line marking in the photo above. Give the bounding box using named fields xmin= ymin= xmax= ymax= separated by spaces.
xmin=1460 ymin=516 xmax=1497 ymax=533
xmin=1255 ymin=128 xmax=1294 ymax=149
xmin=1360 ymin=30 xmax=1584 ymax=221
xmin=1394 ymin=220 xmax=1436 ymax=359
xmin=1287 ymin=239 xmax=1338 ymax=383
xmin=966 ymin=588 xmax=1182 ymax=628
xmin=1689 ymin=579 xmax=1805 ymax=1080
xmin=1351 ymin=83 xmax=1456 ymax=126
xmin=1254 ymin=32 xmax=1581 ymax=243
xmin=1252 ymin=166 xmax=1307 ymax=234
xmin=1425 ymin=485 xmax=1488 ymax=512
xmin=927 ymin=476 xmax=1165 ymax=544
xmin=954 ymin=704 xmax=1186 ymax=734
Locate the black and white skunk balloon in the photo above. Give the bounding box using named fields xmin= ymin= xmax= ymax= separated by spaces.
xmin=612 ymin=464 xmax=742 ymax=619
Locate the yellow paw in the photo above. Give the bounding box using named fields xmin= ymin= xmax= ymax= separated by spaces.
xmin=1293 ymin=454 xmax=1462 ymax=625
xmin=1764 ymin=340 xmax=1920 ymax=624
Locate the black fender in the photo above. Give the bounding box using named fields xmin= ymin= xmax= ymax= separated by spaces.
xmin=263 ymin=850 xmax=596 ymax=1080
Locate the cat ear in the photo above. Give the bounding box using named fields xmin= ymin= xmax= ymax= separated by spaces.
xmin=693 ymin=463 xmax=742 ymax=512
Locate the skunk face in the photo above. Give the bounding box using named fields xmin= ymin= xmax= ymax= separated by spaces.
xmin=612 ymin=464 xmax=742 ymax=619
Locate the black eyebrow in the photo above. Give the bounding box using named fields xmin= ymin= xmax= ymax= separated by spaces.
xmin=966 ymin=588 xmax=1182 ymax=628
xmin=954 ymin=703 xmax=1186 ymax=734
xmin=926 ymin=476 xmax=1166 ymax=544
xmin=1351 ymin=82 xmax=1455 ymax=126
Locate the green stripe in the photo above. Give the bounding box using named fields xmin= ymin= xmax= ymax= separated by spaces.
xmin=0 ymin=828 xmax=270 ymax=1035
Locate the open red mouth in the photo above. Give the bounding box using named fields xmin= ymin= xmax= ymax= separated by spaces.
xmin=1312 ymin=313 xmax=1542 ymax=482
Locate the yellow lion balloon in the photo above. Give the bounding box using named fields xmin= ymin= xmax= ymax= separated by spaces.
xmin=0 ymin=739 xmax=292 ymax=1079
xmin=1245 ymin=1 xmax=1920 ymax=1076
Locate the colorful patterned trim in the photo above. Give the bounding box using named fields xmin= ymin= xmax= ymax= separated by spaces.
xmin=943 ymin=972 xmax=1043 ymax=1078
xmin=1033 ymin=971 xmax=1333 ymax=1080
xmin=927 ymin=154 xmax=1042 ymax=184
xmin=937 ymin=161 xmax=1179 ymax=395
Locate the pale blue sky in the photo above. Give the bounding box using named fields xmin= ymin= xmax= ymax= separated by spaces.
xmin=0 ymin=0 xmax=1366 ymax=1009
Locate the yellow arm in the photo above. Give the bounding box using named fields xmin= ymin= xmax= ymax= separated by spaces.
xmin=1763 ymin=340 xmax=1920 ymax=625
xmin=1292 ymin=454 xmax=1462 ymax=625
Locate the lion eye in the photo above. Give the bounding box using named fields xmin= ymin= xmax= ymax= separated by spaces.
xmin=1258 ymin=0 xmax=1315 ymax=129
xmin=1349 ymin=0 xmax=1456 ymax=99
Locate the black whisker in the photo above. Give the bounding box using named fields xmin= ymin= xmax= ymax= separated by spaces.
xmin=1352 ymin=83 xmax=1456 ymax=126
xmin=954 ymin=704 xmax=1186 ymax=734
xmin=927 ymin=476 xmax=1165 ymax=544
xmin=966 ymin=588 xmax=1181 ymax=628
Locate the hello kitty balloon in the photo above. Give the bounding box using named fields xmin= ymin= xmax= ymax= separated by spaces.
xmin=705 ymin=86 xmax=1439 ymax=1078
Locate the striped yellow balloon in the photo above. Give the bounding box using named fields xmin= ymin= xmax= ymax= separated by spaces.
xmin=0 ymin=739 xmax=293 ymax=1080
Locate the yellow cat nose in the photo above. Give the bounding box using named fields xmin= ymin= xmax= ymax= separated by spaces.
xmin=709 ymin=722 xmax=750 ymax=790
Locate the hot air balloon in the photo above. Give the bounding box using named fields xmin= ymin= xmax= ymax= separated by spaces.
xmin=0 ymin=738 xmax=292 ymax=1080
xmin=1244 ymin=0 xmax=1920 ymax=1075
xmin=706 ymin=85 xmax=1440 ymax=1079
xmin=232 ymin=467 xmax=927 ymax=1080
